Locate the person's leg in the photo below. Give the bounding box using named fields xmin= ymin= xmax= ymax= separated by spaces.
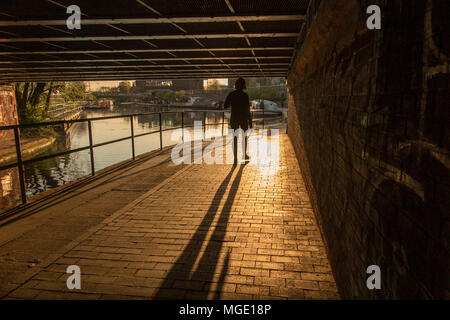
xmin=233 ymin=135 xmax=238 ymax=163
xmin=242 ymin=124 xmax=249 ymax=160
xmin=237 ymin=132 xmax=246 ymax=163
xmin=244 ymin=135 xmax=249 ymax=158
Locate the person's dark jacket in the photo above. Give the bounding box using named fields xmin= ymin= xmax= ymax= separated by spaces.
xmin=224 ymin=89 xmax=252 ymax=130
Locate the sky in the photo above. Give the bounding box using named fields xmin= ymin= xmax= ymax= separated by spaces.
xmin=86 ymin=79 xmax=228 ymax=91
xmin=86 ymin=81 xmax=125 ymax=91
xmin=203 ymin=78 xmax=228 ymax=87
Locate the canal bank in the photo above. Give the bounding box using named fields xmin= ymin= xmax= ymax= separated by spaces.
xmin=21 ymin=108 xmax=227 ymax=198
xmin=0 ymin=136 xmax=56 ymax=167
xmin=1 ymin=105 xmax=285 ymax=213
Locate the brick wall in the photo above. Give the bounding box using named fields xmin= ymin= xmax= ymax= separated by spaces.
xmin=287 ymin=0 xmax=449 ymax=299
xmin=0 ymin=84 xmax=18 ymax=141
xmin=0 ymin=84 xmax=21 ymax=212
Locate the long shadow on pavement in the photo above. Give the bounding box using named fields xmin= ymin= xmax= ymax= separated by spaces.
xmin=154 ymin=163 xmax=246 ymax=299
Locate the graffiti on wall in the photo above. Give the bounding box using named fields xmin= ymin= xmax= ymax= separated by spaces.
xmin=363 ymin=0 xmax=449 ymax=298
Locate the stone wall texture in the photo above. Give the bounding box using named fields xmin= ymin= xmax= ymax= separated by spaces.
xmin=287 ymin=0 xmax=449 ymax=299
xmin=0 ymin=85 xmax=21 ymax=212
xmin=0 ymin=84 xmax=18 ymax=141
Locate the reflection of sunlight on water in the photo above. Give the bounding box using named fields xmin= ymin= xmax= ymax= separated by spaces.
xmin=23 ymin=110 xmax=223 ymax=197
xmin=1 ymin=172 xmax=12 ymax=196
xmin=248 ymin=130 xmax=280 ymax=181
xmin=0 ymin=168 xmax=21 ymax=211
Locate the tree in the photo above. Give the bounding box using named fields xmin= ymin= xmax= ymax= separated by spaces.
xmin=261 ymin=87 xmax=278 ymax=101
xmin=118 ymin=81 xmax=131 ymax=94
xmin=247 ymin=86 xmax=283 ymax=102
xmin=86 ymin=94 xmax=97 ymax=101
xmin=206 ymin=79 xmax=220 ymax=91
xmin=45 ymin=81 xmax=65 ymax=106
xmin=63 ymin=82 xmax=86 ymax=102
xmin=15 ymin=82 xmax=52 ymax=123
xmin=155 ymin=90 xmax=176 ymax=103
xmin=14 ymin=81 xmax=85 ymax=124
xmin=247 ymin=88 xmax=260 ymax=100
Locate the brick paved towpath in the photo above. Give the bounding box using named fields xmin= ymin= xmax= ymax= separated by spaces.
xmin=1 ymin=134 xmax=339 ymax=299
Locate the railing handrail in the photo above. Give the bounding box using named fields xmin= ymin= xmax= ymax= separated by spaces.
xmin=0 ymin=110 xmax=226 ymax=131
xmin=0 ymin=107 xmax=280 ymax=206
xmin=0 ymin=108 xmax=281 ymax=131
xmin=0 ymin=109 xmax=227 ymax=205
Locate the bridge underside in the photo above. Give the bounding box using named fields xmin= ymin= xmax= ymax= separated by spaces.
xmin=1 ymin=0 xmax=448 ymax=301
xmin=0 ymin=0 xmax=308 ymax=82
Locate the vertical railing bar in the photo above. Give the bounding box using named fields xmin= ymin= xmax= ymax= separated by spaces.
xmin=13 ymin=127 xmax=27 ymax=204
xmin=262 ymin=106 xmax=265 ymax=130
xmin=159 ymin=113 xmax=163 ymax=150
xmin=130 ymin=115 xmax=135 ymax=160
xmin=222 ymin=111 xmax=225 ymax=137
xmin=203 ymin=111 xmax=206 ymax=140
xmin=181 ymin=112 xmax=184 ymax=144
xmin=88 ymin=120 xmax=95 ymax=176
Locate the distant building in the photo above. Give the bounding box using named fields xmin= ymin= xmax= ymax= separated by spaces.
xmin=248 ymin=77 xmax=286 ymax=88
xmin=228 ymin=77 xmax=286 ymax=89
xmin=134 ymin=80 xmax=172 ymax=92
xmin=227 ymin=78 xmax=237 ymax=88
xmin=133 ymin=79 xmax=203 ymax=92
xmin=171 ymin=80 xmax=203 ymax=91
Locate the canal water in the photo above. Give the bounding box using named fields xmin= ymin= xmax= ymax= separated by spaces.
xmin=23 ymin=106 xmax=226 ymax=198
xmin=1 ymin=105 xmax=284 ymax=212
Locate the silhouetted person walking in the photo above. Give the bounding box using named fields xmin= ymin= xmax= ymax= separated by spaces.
xmin=224 ymin=78 xmax=252 ymax=163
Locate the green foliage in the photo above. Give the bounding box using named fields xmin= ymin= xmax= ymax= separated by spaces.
xmin=155 ymin=90 xmax=176 ymax=103
xmin=19 ymin=102 xmax=57 ymax=138
xmin=247 ymin=86 xmax=285 ymax=102
xmin=15 ymin=82 xmax=51 ymax=124
xmin=63 ymin=82 xmax=86 ymax=102
xmin=86 ymin=94 xmax=97 ymax=101
xmin=20 ymin=102 xmax=50 ymax=124
xmin=118 ymin=81 xmax=131 ymax=94
xmin=14 ymin=81 xmax=85 ymax=131
xmin=262 ymin=87 xmax=278 ymax=101
xmin=206 ymin=79 xmax=220 ymax=91
xmin=247 ymin=88 xmax=260 ymax=100
xmin=112 ymin=96 xmax=128 ymax=105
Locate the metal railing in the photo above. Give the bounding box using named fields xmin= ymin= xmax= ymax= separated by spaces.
xmin=48 ymin=103 xmax=84 ymax=119
xmin=0 ymin=108 xmax=281 ymax=206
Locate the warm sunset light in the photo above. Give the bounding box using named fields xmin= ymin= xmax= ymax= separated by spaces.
xmin=0 ymin=1 xmax=447 ymax=315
